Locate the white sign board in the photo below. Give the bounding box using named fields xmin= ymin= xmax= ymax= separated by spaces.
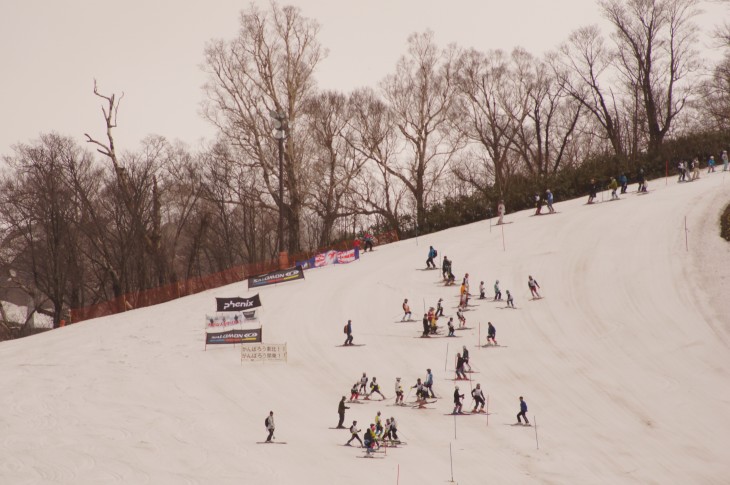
xmin=241 ymin=343 xmax=288 ymax=363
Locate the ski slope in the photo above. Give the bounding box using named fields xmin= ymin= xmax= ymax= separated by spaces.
xmin=1 ymin=174 xmax=729 ymax=485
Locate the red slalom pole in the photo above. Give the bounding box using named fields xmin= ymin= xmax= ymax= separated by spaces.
xmin=501 ymin=224 xmax=505 ymax=251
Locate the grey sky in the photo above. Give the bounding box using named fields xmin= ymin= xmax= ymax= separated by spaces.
xmin=0 ymin=0 xmax=724 ymax=158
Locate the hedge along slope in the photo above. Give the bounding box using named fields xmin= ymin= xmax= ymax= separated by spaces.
xmin=722 ymin=202 xmax=730 ymax=242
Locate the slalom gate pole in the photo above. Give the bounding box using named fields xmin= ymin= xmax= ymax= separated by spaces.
xmin=397 ymin=464 xmax=400 ymax=485
xmin=449 ymin=442 xmax=454 ymax=482
xmin=501 ymin=223 xmax=505 ymax=251
xmin=444 ymin=343 xmax=449 ymax=371
xmin=534 ymin=416 xmax=539 ymax=450
xmin=685 ymin=216 xmax=689 ymax=252
xmin=454 ymin=414 xmax=457 ymax=439
xmin=486 ymin=394 xmax=489 ymax=427
xmin=478 ymin=322 xmax=481 ymax=348
xmin=665 ymin=160 xmax=668 ymax=185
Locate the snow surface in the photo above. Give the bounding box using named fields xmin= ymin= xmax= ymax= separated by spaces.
xmin=1 ymin=173 xmax=729 ymax=485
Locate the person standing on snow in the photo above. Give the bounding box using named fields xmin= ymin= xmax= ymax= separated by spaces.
xmin=265 ymin=411 xmax=275 ymax=442
xmin=455 ymin=353 xmax=467 ymax=380
xmin=442 ymin=256 xmax=452 ymax=280
xmin=462 ymin=345 xmax=472 ymax=372
xmin=402 ymin=299 xmax=412 ymax=321
xmin=608 ymin=177 xmax=619 ymax=200
xmin=494 ymin=280 xmax=502 ymax=300
xmin=453 ymin=386 xmax=465 ymax=414
xmin=337 ymin=396 xmax=349 ymax=428
xmin=359 ymin=372 xmax=369 ymax=395
xmin=479 ymin=281 xmax=486 ymax=299
xmin=534 ymin=192 xmax=543 ymax=215
xmin=528 ymin=276 xmax=541 ymax=298
xmin=516 ymin=396 xmax=530 ymax=425
xmin=389 ymin=416 xmax=399 ymax=441
xmin=343 ymin=319 xmax=354 ymax=346
xmin=487 ymin=322 xmax=498 ymax=345
xmin=619 ymin=173 xmax=628 ymax=194
xmin=426 ymin=246 xmax=437 ymax=269
xmin=722 ymin=150 xmax=729 ymax=171
xmin=497 ymin=200 xmax=506 ymax=225
xmin=506 ymin=290 xmax=515 ymax=308
xmin=545 ymin=189 xmax=555 ymax=213
xmin=422 ymin=313 xmax=430 ymax=337
xmin=364 ymin=424 xmax=379 ymax=454
xmin=708 ymin=155 xmax=716 ymax=173
xmin=587 ymin=178 xmax=598 ymax=204
xmin=436 ymin=298 xmax=444 ymax=317
xmin=425 ymin=368 xmax=436 ymax=398
xmin=345 ymin=421 xmax=363 ymax=447
xmin=471 ymin=384 xmax=486 ymax=413
xmin=394 ymin=377 xmax=404 ymax=405
xmin=350 ymin=382 xmax=360 ymax=401
xmin=367 ymin=377 xmax=385 ymax=400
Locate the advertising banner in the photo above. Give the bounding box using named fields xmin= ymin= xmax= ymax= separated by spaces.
xmin=248 ymin=266 xmax=304 ymax=289
xmin=295 ymin=257 xmax=315 ymax=270
xmin=206 ymin=328 xmax=262 ymax=345
xmin=335 ymin=249 xmax=357 ymax=264
xmin=315 ymin=250 xmax=338 ymax=267
xmin=205 ymin=313 xmax=245 ymax=329
xmin=241 ymin=343 xmax=288 ymax=362
xmin=216 ymin=294 xmax=262 ymax=312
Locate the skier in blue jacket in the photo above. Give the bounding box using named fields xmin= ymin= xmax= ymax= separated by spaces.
xmin=426 ymin=246 xmax=437 ymax=269
xmin=516 ymin=396 xmax=529 ymax=425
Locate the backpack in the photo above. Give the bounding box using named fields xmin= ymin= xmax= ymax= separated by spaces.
xmin=433 ymin=249 xmax=438 ymax=257
xmin=344 ymin=325 xmax=348 ymax=334
xmin=264 ymin=417 xmax=268 ymax=428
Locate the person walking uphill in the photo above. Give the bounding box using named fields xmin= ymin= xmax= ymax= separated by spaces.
xmin=265 ymin=411 xmax=275 ymax=442
xmin=343 ymin=320 xmax=354 ymax=346
xmin=426 ymin=246 xmax=437 ymax=269
xmin=516 ymin=396 xmax=529 ymax=425
xmin=545 ymin=189 xmax=555 ymax=213
xmin=345 ymin=421 xmax=363 ymax=447
xmin=497 ymin=200 xmax=506 ymax=225
xmin=337 ymin=396 xmax=349 ymax=428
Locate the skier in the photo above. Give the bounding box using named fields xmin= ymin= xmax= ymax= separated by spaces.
xmin=363 ymin=232 xmax=374 ymax=252
xmin=691 ymin=158 xmax=700 ymax=180
xmin=426 ymin=246 xmax=437 ymax=269
xmin=337 ymin=396 xmax=349 ymax=428
xmin=677 ymin=161 xmax=687 ymax=182
xmin=447 ymin=318 xmax=455 ymax=337
xmin=722 ymin=150 xmax=729 ymax=171
xmin=343 ymin=319 xmax=354 ymax=346
xmin=412 ymin=378 xmax=427 ymax=401
xmin=394 ymin=377 xmax=404 ymax=405
xmin=374 ymin=411 xmax=383 ymax=437
xmin=494 ymin=280 xmax=502 ymax=300
xmin=462 ymin=345 xmax=472 ymax=372
xmin=453 ymin=386 xmax=465 ymax=414
xmin=608 ymin=177 xmax=619 ymax=200
xmin=528 ymin=276 xmax=541 ymax=298
xmin=436 ymin=298 xmax=444 ymax=317
xmin=345 ymin=420 xmax=363 ymax=447
xmin=442 ymin=256 xmax=452 ymax=280
xmin=487 ymin=322 xmax=498 ymax=346
xmin=359 ymin=372 xmax=369 ymax=395
xmin=264 ymin=411 xmax=275 ymax=442
xmin=390 ymin=416 xmax=399 ymax=441
xmin=363 ymin=424 xmax=379 ymax=455
xmin=619 ymin=173 xmax=628 ymax=194
xmin=424 ymin=369 xmax=436 ymax=399
xmin=516 ymin=396 xmax=530 ymax=425
xmin=708 ymin=155 xmax=716 ymax=173
xmin=382 ymin=418 xmax=392 ymax=442
xmin=506 ymin=290 xmax=515 ymax=308
xmin=350 ymin=382 xmax=360 ymax=401
xmin=455 ymin=353 xmax=467 ymax=380
xmin=471 ymin=383 xmax=486 ymax=413
xmin=534 ymin=192 xmax=543 ymax=215
xmin=545 ymin=189 xmax=555 ymax=213
xmin=637 ymin=168 xmax=647 ymax=192
xmin=497 ymin=200 xmax=506 ymax=225
xmin=367 ymin=377 xmax=385 ymax=400
xmin=429 ymin=309 xmax=438 ymax=335
xmin=456 ymin=308 xmax=466 ymax=328
xmin=587 ymin=178 xmax=598 ymax=204
xmin=479 ymin=281 xmax=486 ymax=299
xmin=402 ymin=299 xmax=412 ymax=321
xmin=421 ymin=313 xmax=430 ymax=337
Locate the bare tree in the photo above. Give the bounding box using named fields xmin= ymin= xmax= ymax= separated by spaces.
xmin=302 ymin=91 xmax=366 ymax=246
xmin=453 ymin=48 xmax=519 ymax=198
xmin=601 ymin=0 xmax=701 ymax=157
xmin=202 ymin=1 xmax=324 ymax=253
xmin=381 ymin=31 xmax=465 ymax=230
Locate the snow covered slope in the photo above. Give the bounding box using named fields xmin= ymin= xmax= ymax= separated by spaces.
xmin=1 ymin=174 xmax=729 ymax=485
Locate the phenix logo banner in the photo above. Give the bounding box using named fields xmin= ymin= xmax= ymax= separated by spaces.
xmin=216 ymin=294 xmax=262 ymax=312
xmin=248 ymin=266 xmax=305 ymax=289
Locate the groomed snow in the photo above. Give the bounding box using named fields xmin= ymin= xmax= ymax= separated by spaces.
xmin=1 ymin=173 xmax=729 ymax=485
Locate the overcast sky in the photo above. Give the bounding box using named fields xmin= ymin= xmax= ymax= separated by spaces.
xmin=0 ymin=0 xmax=725 ymax=158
